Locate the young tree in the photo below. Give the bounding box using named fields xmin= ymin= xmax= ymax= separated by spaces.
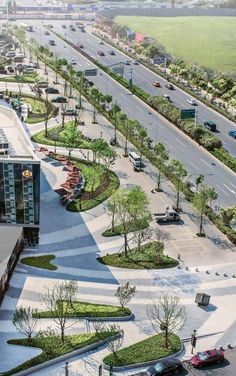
xmin=147 ymin=294 xmax=186 ymax=349
xmin=169 ymin=159 xmax=187 ymax=211
xmin=154 ymin=143 xmax=169 ymax=192
xmin=115 ymin=282 xmax=136 ymax=308
xmin=107 ymin=193 xmax=118 ymax=233
xmin=12 ymin=306 xmax=38 ymax=342
xmin=220 ymin=206 xmax=236 ymax=225
xmin=61 ymin=124 xmax=83 ymax=158
xmin=106 ymin=187 xmax=151 ymax=256
xmin=132 ymin=226 xmax=151 ymax=253
xmin=151 ymin=228 xmax=170 ymax=265
xmin=110 ymin=101 xmax=121 ymax=143
xmin=103 ymin=324 xmax=124 ymax=361
xmin=207 ymin=187 xmax=218 ymax=209
xmin=42 ymin=280 xmax=77 ymax=343
xmin=48 ymin=128 xmax=60 ymax=154
xmin=195 ymin=174 xmax=205 ymax=192
xmin=193 ymin=185 xmax=215 ymax=236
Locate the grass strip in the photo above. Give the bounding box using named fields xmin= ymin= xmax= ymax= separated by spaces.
xmin=20 ymin=255 xmax=57 ymax=271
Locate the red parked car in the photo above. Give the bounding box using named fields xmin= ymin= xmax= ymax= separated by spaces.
xmin=191 ymin=349 xmax=224 ymax=368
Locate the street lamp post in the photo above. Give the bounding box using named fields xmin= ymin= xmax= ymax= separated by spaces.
xmin=191 ymin=329 xmax=197 ymax=354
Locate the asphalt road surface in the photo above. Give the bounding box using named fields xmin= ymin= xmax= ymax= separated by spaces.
xmin=21 ymin=20 xmax=236 ymax=208
xmin=61 ymin=22 xmax=236 ymax=158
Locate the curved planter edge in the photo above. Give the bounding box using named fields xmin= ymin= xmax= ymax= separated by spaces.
xmin=103 ymin=344 xmax=185 ymax=371
xmin=34 ymin=313 xmax=134 ymax=322
xmin=7 ymin=335 xmax=120 ymax=376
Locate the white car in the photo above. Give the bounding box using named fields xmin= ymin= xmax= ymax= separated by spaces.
xmin=69 ymin=58 xmax=77 ymax=65
xmin=123 ymin=59 xmax=131 ymax=65
xmin=132 ymin=60 xmax=139 ymax=65
xmin=187 ymin=98 xmax=197 ymax=105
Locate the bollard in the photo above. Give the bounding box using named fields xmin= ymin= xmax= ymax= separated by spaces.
xmin=98 ymin=364 xmax=102 ymax=376
xmin=224 ymin=272 xmax=228 ymax=277
xmin=206 ymin=270 xmax=210 ymax=274
xmin=232 ymin=274 xmax=236 ymax=278
xmin=185 ymin=266 xmax=189 ymax=271
xmin=215 ymin=272 xmax=220 ymax=276
xmin=195 ymin=268 xmax=199 ymax=272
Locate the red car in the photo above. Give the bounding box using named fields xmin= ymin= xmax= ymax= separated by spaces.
xmin=191 ymin=349 xmax=224 ymax=368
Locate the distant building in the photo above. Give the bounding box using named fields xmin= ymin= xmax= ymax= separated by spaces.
xmin=0 ymin=104 xmax=40 ymax=240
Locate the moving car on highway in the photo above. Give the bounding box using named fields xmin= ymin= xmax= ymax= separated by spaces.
xmin=69 ymin=58 xmax=77 ymax=65
xmin=165 ymin=83 xmax=174 ymax=90
xmin=191 ymin=349 xmax=224 ymax=368
xmin=152 ymin=81 xmax=161 ymax=87
xmin=131 ymin=358 xmax=184 ymax=375
xmin=229 ymin=130 xmax=236 ymax=139
xmin=204 ymin=121 xmax=217 ymax=132
xmin=49 ymin=40 xmax=55 ymax=46
xmin=108 ymin=50 xmax=115 ymax=55
xmin=44 ymin=30 xmax=50 ymax=35
xmin=187 ymin=98 xmax=197 ymax=105
xmin=98 ymin=51 xmax=105 ymax=56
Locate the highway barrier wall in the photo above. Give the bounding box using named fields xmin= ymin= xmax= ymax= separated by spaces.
xmin=98 ymin=7 xmax=236 ymax=19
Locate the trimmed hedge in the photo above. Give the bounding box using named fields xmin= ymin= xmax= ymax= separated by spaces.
xmin=20 ymin=255 xmax=57 ymax=270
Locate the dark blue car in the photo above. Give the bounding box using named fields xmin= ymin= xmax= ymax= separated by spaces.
xmin=229 ymin=130 xmax=236 ymax=139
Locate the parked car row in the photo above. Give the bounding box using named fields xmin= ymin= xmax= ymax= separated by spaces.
xmin=132 ymin=349 xmax=225 ymax=375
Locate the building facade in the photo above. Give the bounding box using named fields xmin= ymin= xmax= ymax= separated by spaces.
xmin=0 ymin=105 xmax=40 ymax=234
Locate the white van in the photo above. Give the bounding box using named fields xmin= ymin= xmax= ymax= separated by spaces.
xmin=129 ymin=151 xmax=141 ymax=168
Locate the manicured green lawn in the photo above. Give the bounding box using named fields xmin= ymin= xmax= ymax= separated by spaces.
xmin=0 ymin=73 xmax=37 ymax=83
xmin=33 ymin=300 xmax=131 ymax=319
xmin=115 ymin=16 xmax=236 ymax=72
xmin=102 ymin=218 xmax=149 ymax=237
xmin=31 ymin=123 xmax=93 ymax=149
xmin=100 ymin=241 xmax=178 ymax=269
xmin=20 ymin=255 xmax=57 ymax=271
xmin=5 ymin=332 xmax=114 ymax=376
xmin=103 ymin=333 xmax=181 ymax=367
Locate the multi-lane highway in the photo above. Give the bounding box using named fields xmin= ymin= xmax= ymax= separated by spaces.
xmin=23 ymin=20 xmax=236 ymax=207
xmin=59 ymin=22 xmax=236 ymax=158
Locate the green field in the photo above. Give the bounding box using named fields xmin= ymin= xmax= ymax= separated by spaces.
xmin=115 ymin=16 xmax=236 ymax=72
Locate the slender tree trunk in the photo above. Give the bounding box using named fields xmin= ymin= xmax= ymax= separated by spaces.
xmin=157 ymin=170 xmax=161 ymax=191
xmin=176 ymin=185 xmax=180 ymax=210
xmin=164 ymin=329 xmax=169 ymax=349
xmin=200 ymin=212 xmax=203 ymax=235
xmin=61 ymin=326 xmax=65 ymax=343
xmin=124 ymin=233 xmax=128 ymax=257
xmin=111 ymin=212 xmax=115 ymax=232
